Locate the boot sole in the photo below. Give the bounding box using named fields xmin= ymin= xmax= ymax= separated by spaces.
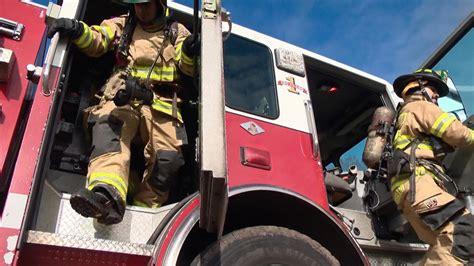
xmin=70 ymin=190 xmax=105 ymax=219
xmin=97 ymin=212 xmax=123 ymax=225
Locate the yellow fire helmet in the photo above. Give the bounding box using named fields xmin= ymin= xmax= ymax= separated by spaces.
xmin=393 ymin=69 xmax=449 ymax=98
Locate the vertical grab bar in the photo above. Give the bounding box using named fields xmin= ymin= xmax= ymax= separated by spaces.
xmin=304 ymin=100 xmax=320 ymax=159
xmin=41 ymin=32 xmax=60 ymax=96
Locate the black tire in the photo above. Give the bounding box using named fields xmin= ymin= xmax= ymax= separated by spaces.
xmin=191 ymin=226 xmax=340 ymax=266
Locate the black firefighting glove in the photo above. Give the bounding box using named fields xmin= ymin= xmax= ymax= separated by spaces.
xmin=47 ymin=18 xmax=84 ymax=39
xmin=113 ymin=78 xmax=154 ymax=106
xmin=182 ymin=34 xmax=201 ymax=57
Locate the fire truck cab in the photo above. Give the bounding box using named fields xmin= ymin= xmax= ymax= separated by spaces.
xmin=1 ymin=0 xmax=473 ymax=264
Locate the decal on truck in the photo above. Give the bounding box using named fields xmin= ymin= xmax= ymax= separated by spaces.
xmin=240 ymin=121 xmax=265 ymax=136
xmin=278 ymin=76 xmax=308 ymax=95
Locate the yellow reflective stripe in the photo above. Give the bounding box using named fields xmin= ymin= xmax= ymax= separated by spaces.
xmin=151 ymin=99 xmax=183 ymax=122
xmin=396 ymin=112 xmax=408 ymax=126
xmin=415 ymin=69 xmax=433 ymax=74
xmin=393 ymin=133 xmax=411 ymax=150
xmin=397 ymin=112 xmax=409 ymax=128
xmin=104 ymin=26 xmax=114 ymax=39
xmin=393 ymin=133 xmax=432 ymax=150
xmin=391 ymin=175 xmax=409 ymax=192
xmin=181 ymin=51 xmax=194 ymax=66
xmin=175 ymin=42 xmax=183 ymax=61
xmin=90 ymin=25 xmax=104 ymax=47
xmin=100 ymin=28 xmax=109 ymax=50
xmin=415 ymin=166 xmax=426 ymax=175
xmin=391 ymin=166 xmax=437 ymax=191
xmin=102 ymin=25 xmax=114 ymax=51
xmin=130 ymin=69 xmax=176 ymax=77
xmin=130 ymin=65 xmax=178 ymax=82
xmin=91 ymin=25 xmax=113 ymax=50
xmin=132 ymin=200 xmax=161 ymax=208
xmin=437 ymin=116 xmax=456 ymax=137
xmin=132 ymin=65 xmax=177 ymax=72
xmin=74 ymin=23 xmax=93 ymax=49
xmin=130 ymin=72 xmax=176 ymax=82
xmin=418 ymin=143 xmax=433 ymax=150
xmin=88 ymin=172 xmax=127 ymax=200
xmin=430 ymin=113 xmax=455 ymax=137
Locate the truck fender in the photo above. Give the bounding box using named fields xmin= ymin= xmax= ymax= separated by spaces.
xmin=151 ymin=185 xmax=368 ymax=265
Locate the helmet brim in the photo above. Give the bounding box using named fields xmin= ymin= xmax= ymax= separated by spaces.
xmin=122 ymin=0 xmax=151 ymax=3
xmin=121 ymin=0 xmax=167 ymax=7
xmin=393 ymin=73 xmax=449 ymax=98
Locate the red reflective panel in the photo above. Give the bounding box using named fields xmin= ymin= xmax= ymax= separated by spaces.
xmin=240 ymin=147 xmax=271 ymax=170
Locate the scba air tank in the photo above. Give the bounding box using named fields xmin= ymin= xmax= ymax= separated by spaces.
xmin=363 ymin=106 xmax=395 ymax=169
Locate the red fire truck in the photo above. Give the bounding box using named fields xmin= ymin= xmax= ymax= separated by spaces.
xmin=1 ymin=0 xmax=473 ymax=264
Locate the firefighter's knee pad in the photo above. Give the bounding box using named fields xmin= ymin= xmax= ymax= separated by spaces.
xmin=88 ymin=114 xmax=123 ymax=160
xmin=148 ymin=150 xmax=184 ymax=192
xmin=452 ymin=213 xmax=474 ymax=261
xmin=420 ymin=199 xmax=465 ymax=231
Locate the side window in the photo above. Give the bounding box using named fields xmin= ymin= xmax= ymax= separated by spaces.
xmin=224 ymin=34 xmax=279 ymax=119
xmin=438 ymin=78 xmax=467 ymax=121
xmin=435 ymin=27 xmax=474 ymax=118
xmin=339 ymin=138 xmax=367 ymax=172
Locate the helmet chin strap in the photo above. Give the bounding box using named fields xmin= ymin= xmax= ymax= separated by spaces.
xmin=138 ymin=1 xmax=167 ymax=32
xmin=418 ymin=79 xmax=437 ymax=105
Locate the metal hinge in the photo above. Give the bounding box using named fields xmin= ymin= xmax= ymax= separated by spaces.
xmin=203 ymin=0 xmax=219 ymax=19
xmin=0 ymin=17 xmax=24 ymax=41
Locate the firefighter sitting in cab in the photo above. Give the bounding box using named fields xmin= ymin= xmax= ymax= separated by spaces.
xmin=390 ymin=69 xmax=474 ymax=264
xmin=47 ymin=0 xmax=199 ymax=225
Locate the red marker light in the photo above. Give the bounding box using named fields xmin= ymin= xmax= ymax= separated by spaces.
xmin=319 ymin=83 xmax=339 ymax=94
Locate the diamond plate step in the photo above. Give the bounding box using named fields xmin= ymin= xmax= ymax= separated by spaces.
xmin=27 ymin=231 xmax=154 ymax=256
xmin=35 ymin=180 xmax=175 ymax=244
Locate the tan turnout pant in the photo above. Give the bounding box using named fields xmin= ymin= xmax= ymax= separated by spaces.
xmin=392 ymin=171 xmax=472 ymax=265
xmin=86 ymin=100 xmax=186 ymax=208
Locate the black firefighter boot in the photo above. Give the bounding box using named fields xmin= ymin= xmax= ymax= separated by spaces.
xmin=70 ymin=185 xmax=126 ymax=225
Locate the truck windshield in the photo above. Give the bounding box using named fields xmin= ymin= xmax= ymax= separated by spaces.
xmin=435 ymin=27 xmax=474 ymax=118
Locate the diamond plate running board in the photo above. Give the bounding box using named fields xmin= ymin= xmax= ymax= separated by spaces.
xmin=26 ymin=231 xmax=154 ymax=256
xmin=35 ymin=180 xmax=175 ymax=244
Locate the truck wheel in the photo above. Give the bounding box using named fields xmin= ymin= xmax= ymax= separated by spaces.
xmin=191 ymin=225 xmax=339 ymax=266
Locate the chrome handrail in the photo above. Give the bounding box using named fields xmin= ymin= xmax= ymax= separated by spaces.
xmin=304 ymin=100 xmax=320 ymax=159
xmin=41 ymin=32 xmax=60 ymax=96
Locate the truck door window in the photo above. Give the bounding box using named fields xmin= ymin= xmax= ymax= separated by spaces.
xmin=434 ymin=27 xmax=474 ymax=117
xmin=224 ymin=34 xmax=278 ymax=119
xmin=305 ymin=64 xmax=385 ymax=168
xmin=339 ymin=138 xmax=367 ymax=172
xmin=438 ymin=77 xmax=467 ymax=121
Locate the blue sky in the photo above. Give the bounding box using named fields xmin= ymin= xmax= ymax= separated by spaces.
xmin=175 ymin=0 xmax=473 ymax=84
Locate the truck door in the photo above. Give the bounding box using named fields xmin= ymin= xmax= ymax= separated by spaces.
xmin=198 ymin=0 xmax=229 ymax=236
xmin=422 ymin=12 xmax=474 ymax=193
xmin=0 ymin=2 xmax=47 ymax=205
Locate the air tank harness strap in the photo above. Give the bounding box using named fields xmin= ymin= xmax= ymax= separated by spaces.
xmin=389 ymin=135 xmax=420 ymax=204
xmin=116 ymin=12 xmax=137 ymax=67
xmin=145 ymin=20 xmax=180 ymax=125
xmin=418 ymin=159 xmax=459 ymax=194
xmin=408 ymin=138 xmax=420 ymax=204
xmin=395 ymin=138 xmax=457 ymax=204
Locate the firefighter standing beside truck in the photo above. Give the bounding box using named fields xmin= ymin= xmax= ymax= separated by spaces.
xmin=47 ymin=0 xmax=199 ymax=225
xmin=389 ymin=69 xmax=474 ymax=264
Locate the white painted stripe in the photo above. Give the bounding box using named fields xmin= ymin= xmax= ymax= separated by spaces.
xmin=1 ymin=193 xmax=28 ymax=229
xmin=6 ymin=235 xmax=18 ymax=251
xmin=3 ymin=252 xmax=14 ymax=265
